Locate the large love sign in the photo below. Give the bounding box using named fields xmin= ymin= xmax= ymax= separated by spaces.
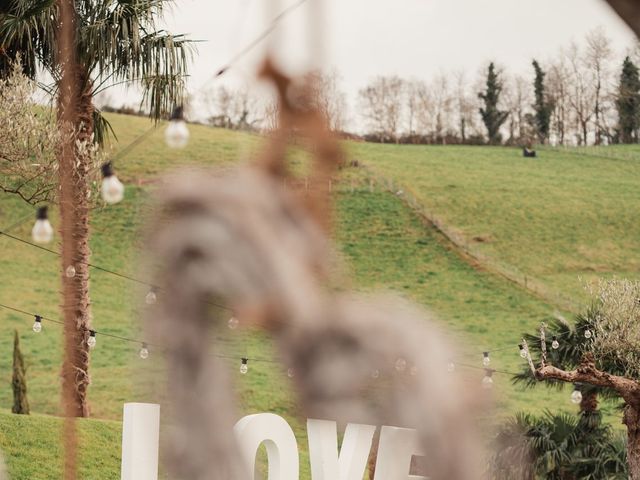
xmin=121 ymin=403 xmax=426 ymax=480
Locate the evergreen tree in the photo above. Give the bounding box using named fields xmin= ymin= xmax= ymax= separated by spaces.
xmin=11 ymin=330 xmax=29 ymax=415
xmin=616 ymin=56 xmax=640 ymax=144
xmin=479 ymin=63 xmax=509 ymax=144
xmin=531 ymin=60 xmax=553 ymax=144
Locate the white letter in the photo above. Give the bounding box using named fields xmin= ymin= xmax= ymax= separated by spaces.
xmin=234 ymin=413 xmax=299 ymax=480
xmin=374 ymin=426 xmax=426 ymax=480
xmin=121 ymin=402 xmax=160 ymax=480
xmin=307 ymin=419 xmax=376 ymax=480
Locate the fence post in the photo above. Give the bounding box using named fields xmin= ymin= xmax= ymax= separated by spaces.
xmin=121 ymin=403 xmax=160 ymax=480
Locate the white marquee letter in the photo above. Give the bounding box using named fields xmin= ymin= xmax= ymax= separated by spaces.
xmin=374 ymin=426 xmax=426 ymax=480
xmin=234 ymin=413 xmax=299 ymax=480
xmin=307 ymin=419 xmax=376 ymax=480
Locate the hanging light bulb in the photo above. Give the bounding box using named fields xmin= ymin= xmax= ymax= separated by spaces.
xmin=228 ymin=317 xmax=239 ymax=330
xmin=584 ymin=329 xmax=592 ymax=339
xmin=287 ymin=368 xmax=294 ymax=378
xmin=409 ymin=365 xmax=418 ymax=376
xmin=371 ymin=369 xmax=380 ymax=379
xmin=447 ymin=361 xmax=456 ymax=373
xmin=139 ymin=342 xmax=149 ymax=359
xmin=100 ymin=162 xmax=124 ymax=204
xmin=87 ymin=330 xmax=97 ymax=349
xmin=482 ymin=351 xmax=490 ymax=367
xmin=165 ymin=106 xmax=190 ymax=148
xmin=571 ymin=386 xmax=583 ymax=404
xmin=482 ymin=369 xmax=494 ymax=389
xmin=240 ymin=357 xmax=248 ymax=374
xmin=32 ymin=315 xmax=42 ymax=333
xmin=145 ymin=287 xmax=157 ymax=305
xmin=395 ymin=358 xmax=407 ymax=372
xmin=32 ymin=206 xmax=54 ymax=244
xmin=518 ymin=344 xmax=527 ymax=359
xmin=65 ymin=265 xmax=76 ymax=278
xmin=551 ymin=336 xmax=560 ymax=349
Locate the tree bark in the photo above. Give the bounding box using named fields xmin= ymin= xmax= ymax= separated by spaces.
xmin=624 ymin=405 xmax=640 ymax=480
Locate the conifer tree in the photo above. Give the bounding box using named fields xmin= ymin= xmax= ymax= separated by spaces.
xmin=11 ymin=330 xmax=29 ymax=415
xmin=531 ymin=60 xmax=553 ymax=144
xmin=616 ymin=56 xmax=640 ymax=144
xmin=479 ymin=63 xmax=509 ymax=144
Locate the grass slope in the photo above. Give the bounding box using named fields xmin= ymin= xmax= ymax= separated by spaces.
xmin=0 ymin=113 xmax=628 ymax=477
xmin=352 ymin=143 xmax=640 ymax=305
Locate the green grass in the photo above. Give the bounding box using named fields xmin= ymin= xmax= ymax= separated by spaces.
xmin=350 ymin=143 xmax=640 ymax=305
xmin=0 ymin=113 xmax=632 ymax=477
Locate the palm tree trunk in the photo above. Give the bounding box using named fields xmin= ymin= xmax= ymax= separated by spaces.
xmin=58 ymin=65 xmax=93 ymax=418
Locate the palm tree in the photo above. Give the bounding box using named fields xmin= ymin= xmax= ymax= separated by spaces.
xmin=0 ymin=0 xmax=192 ymax=416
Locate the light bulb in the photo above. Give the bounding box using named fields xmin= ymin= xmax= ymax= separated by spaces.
xmin=447 ymin=362 xmax=455 ymax=372
xmin=552 ymin=336 xmax=559 ymax=349
xmin=482 ymin=352 xmax=490 ymax=367
xmin=87 ymin=330 xmax=97 ymax=349
xmin=571 ymin=389 xmax=582 ymax=404
xmin=287 ymin=368 xmax=294 ymax=378
xmin=395 ymin=358 xmax=407 ymax=372
xmin=32 ymin=207 xmax=53 ymax=243
xmin=519 ymin=345 xmax=527 ymax=359
xmin=371 ymin=369 xmax=380 ymax=379
xmin=66 ymin=265 xmax=76 ymax=278
xmin=482 ymin=372 xmax=494 ymax=389
xmin=240 ymin=358 xmax=248 ymax=374
xmin=139 ymin=343 xmax=149 ymax=359
xmin=228 ymin=317 xmax=239 ymax=330
xmin=145 ymin=288 xmax=157 ymax=305
xmin=100 ymin=163 xmax=124 ymax=204
xmin=584 ymin=329 xmax=592 ymax=339
xmin=410 ymin=365 xmax=418 ymax=376
xmin=32 ymin=315 xmax=42 ymax=333
xmin=165 ymin=107 xmax=189 ymax=148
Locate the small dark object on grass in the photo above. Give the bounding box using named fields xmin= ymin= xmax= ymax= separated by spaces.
xmin=523 ymin=147 xmax=537 ymax=158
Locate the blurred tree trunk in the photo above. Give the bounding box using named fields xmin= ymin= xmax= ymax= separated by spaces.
xmin=11 ymin=330 xmax=29 ymax=415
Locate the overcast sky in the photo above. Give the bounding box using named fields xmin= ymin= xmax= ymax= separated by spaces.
xmin=106 ymin=0 xmax=639 ymax=115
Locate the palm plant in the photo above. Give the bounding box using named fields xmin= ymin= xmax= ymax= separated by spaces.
xmin=0 ymin=0 xmax=192 ymax=416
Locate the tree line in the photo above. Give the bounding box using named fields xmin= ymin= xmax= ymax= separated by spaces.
xmin=203 ymin=28 xmax=640 ymax=146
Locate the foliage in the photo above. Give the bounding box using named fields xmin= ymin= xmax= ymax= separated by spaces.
xmin=531 ymin=60 xmax=554 ymax=144
xmin=0 ymin=0 xmax=194 ymax=141
xmin=479 ymin=63 xmax=509 ymax=144
xmin=11 ymin=330 xmax=29 ymax=415
xmin=490 ymin=410 xmax=627 ymax=480
xmin=616 ymin=56 xmax=640 ymax=144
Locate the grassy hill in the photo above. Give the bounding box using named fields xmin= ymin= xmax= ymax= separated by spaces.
xmin=0 ymin=113 xmax=634 ymax=478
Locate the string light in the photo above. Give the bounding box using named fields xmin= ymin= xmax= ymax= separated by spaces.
xmin=518 ymin=344 xmax=527 ymax=359
xmin=371 ymin=369 xmax=380 ymax=379
xmin=228 ymin=317 xmax=239 ymax=330
xmin=584 ymin=329 xmax=592 ymax=339
xmin=139 ymin=342 xmax=149 ymax=359
xmin=240 ymin=357 xmax=248 ymax=374
xmin=551 ymin=336 xmax=559 ymax=349
xmin=395 ymin=358 xmax=407 ymax=372
xmin=87 ymin=330 xmax=97 ymax=349
xmin=31 ymin=207 xmax=54 ymax=244
xmin=164 ymin=107 xmax=189 ymax=149
xmin=100 ymin=162 xmax=124 ymax=204
xmin=145 ymin=287 xmax=157 ymax=305
xmin=409 ymin=365 xmax=418 ymax=376
xmin=287 ymin=368 xmax=294 ymax=378
xmin=571 ymin=384 xmax=583 ymax=404
xmin=32 ymin=315 xmax=42 ymax=333
xmin=447 ymin=361 xmax=456 ymax=372
xmin=482 ymin=351 xmax=490 ymax=367
xmin=482 ymin=369 xmax=494 ymax=389
xmin=65 ymin=265 xmax=76 ymax=278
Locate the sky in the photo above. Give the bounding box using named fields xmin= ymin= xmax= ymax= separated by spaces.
xmin=105 ymin=0 xmax=638 ymax=117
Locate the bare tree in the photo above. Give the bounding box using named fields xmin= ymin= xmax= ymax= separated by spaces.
xmin=431 ymin=73 xmax=455 ymax=143
xmin=306 ymin=70 xmax=348 ymax=132
xmin=547 ymin=57 xmax=571 ymax=145
xmin=453 ymin=71 xmax=478 ymax=143
xmin=204 ymin=85 xmax=262 ymax=131
xmin=503 ymin=74 xmax=532 ymax=145
xmin=358 ymin=76 xmax=404 ymax=142
xmin=585 ymin=27 xmax=614 ymax=144
xmin=566 ymin=43 xmax=597 ymax=145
